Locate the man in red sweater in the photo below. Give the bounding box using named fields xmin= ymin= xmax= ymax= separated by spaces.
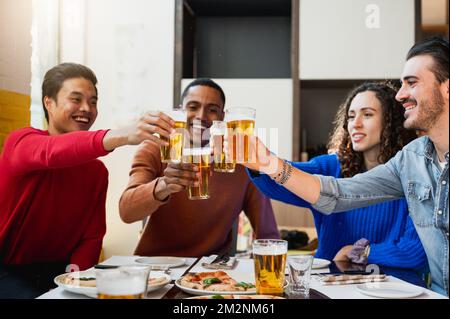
xmin=0 ymin=63 xmax=174 ymax=298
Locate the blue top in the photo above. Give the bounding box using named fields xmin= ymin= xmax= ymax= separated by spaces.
xmin=312 ymin=137 xmax=448 ymax=296
xmin=247 ymin=154 xmax=429 ymax=272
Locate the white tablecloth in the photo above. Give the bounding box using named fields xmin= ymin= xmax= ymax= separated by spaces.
xmin=37 ymin=255 xmax=196 ymax=299
xmin=191 ymin=256 xmax=447 ymax=299
xmin=37 ymin=255 xmax=447 ymax=299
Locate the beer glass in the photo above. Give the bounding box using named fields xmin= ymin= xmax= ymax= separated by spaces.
xmin=96 ymin=265 xmax=150 ymax=299
xmin=252 ymin=239 xmax=287 ymax=295
xmin=182 ymin=147 xmax=211 ymax=200
xmin=226 ymin=107 xmax=256 ymax=164
xmin=160 ymin=109 xmax=187 ymax=163
xmin=211 ymin=120 xmax=235 ymax=173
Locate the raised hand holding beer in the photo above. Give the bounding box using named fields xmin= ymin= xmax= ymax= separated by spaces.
xmin=154 ymin=162 xmax=200 ymax=201
xmin=223 ymin=134 xmax=282 ymax=176
xmin=103 ymin=111 xmax=175 ymax=151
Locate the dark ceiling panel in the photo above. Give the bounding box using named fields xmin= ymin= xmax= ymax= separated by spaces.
xmin=186 ymin=0 xmax=291 ymax=16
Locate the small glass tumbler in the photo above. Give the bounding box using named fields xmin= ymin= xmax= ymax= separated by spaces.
xmin=287 ymin=255 xmax=314 ymax=297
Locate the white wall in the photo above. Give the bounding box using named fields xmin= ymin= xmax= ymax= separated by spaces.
xmin=300 ymin=0 xmax=415 ymax=79
xmin=58 ymin=0 xmax=175 ymax=258
xmin=182 ymin=79 xmax=293 ymax=161
xmin=0 ymin=0 xmax=32 ymax=94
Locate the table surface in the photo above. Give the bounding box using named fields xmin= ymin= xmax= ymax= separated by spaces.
xmin=37 ymin=255 xmax=448 ymax=300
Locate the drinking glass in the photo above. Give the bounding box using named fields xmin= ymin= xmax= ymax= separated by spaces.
xmin=160 ymin=109 xmax=187 ymax=163
xmin=96 ymin=265 xmax=150 ymax=299
xmin=287 ymin=255 xmax=314 ymax=297
xmin=252 ymin=239 xmax=287 ymax=295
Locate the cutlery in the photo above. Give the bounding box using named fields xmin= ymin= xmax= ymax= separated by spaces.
xmin=94 ymin=264 xmax=119 ymax=269
xmin=201 ymin=255 xmax=238 ymax=270
xmin=218 ymin=254 xmax=230 ymax=265
xmin=210 ymin=253 xmax=229 ymax=265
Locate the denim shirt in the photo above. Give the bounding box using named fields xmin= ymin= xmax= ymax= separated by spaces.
xmin=313 ymin=136 xmax=449 ymax=296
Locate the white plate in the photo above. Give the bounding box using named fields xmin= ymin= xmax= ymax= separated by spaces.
xmin=176 ymin=272 xmax=289 ymax=296
xmin=54 ymin=270 xmax=98 ymax=298
xmin=312 ymin=258 xmax=331 ymax=269
xmin=54 ymin=271 xmax=171 ymax=298
xmin=135 ymin=256 xmax=186 ymax=268
xmin=146 ymin=273 xmax=172 ymax=293
xmin=356 ymin=282 xmax=424 ymax=298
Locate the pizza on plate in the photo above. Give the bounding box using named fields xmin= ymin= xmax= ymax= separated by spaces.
xmin=59 ymin=274 xmax=96 ymax=287
xmin=179 ymin=271 xmax=256 ymax=292
xmin=58 ymin=273 xmax=169 ymax=288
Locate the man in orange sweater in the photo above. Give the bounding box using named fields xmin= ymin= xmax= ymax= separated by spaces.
xmin=119 ymin=79 xmax=280 ymax=257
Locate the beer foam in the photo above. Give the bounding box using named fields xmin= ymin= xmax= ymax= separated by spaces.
xmin=253 ymin=245 xmax=287 ymax=256
xmin=97 ymin=276 xmax=146 ymax=296
xmin=95 ymin=266 xmax=149 ymax=296
xmin=168 ymin=109 xmax=187 ymax=122
xmin=210 ymin=127 xmax=226 ymax=135
xmin=225 ymin=107 xmax=256 ymax=122
xmin=183 ymin=147 xmax=211 ymax=156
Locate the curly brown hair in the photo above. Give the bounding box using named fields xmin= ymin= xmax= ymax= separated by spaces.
xmin=327 ymin=81 xmax=417 ymax=177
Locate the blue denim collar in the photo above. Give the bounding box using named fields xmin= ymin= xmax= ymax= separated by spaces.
xmin=424 ymin=136 xmax=449 ymax=164
xmin=423 ymin=137 xmax=435 ymax=162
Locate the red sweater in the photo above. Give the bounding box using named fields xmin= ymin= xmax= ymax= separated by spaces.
xmin=0 ymin=127 xmax=110 ymax=270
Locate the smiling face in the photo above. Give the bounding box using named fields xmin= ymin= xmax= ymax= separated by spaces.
xmin=347 ymin=91 xmax=383 ymax=155
xmin=396 ymin=55 xmax=447 ymax=133
xmin=44 ymin=77 xmax=98 ymax=134
xmin=182 ymin=85 xmax=224 ymax=146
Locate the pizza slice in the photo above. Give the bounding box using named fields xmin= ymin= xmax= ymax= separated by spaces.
xmin=179 ymin=271 xmax=256 ymax=292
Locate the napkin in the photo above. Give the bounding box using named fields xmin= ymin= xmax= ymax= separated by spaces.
xmin=200 ymin=255 xmax=238 ymax=270
xmin=318 ymin=274 xmax=387 ymax=285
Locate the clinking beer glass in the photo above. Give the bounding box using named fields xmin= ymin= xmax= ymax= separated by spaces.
xmin=182 ymin=147 xmax=211 ymax=200
xmin=160 ymin=109 xmax=186 ymax=163
xmin=211 ymin=120 xmax=235 ymax=173
xmin=226 ymin=107 xmax=256 ymax=164
xmin=252 ymin=239 xmax=288 ymax=295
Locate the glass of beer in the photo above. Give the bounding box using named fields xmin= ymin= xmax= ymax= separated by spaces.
xmin=160 ymin=108 xmax=187 ymax=163
xmin=96 ymin=265 xmax=150 ymax=299
xmin=182 ymin=147 xmax=211 ymax=200
xmin=226 ymin=107 xmax=256 ymax=164
xmin=252 ymin=239 xmax=287 ymax=295
xmin=211 ymin=121 xmax=235 ymax=173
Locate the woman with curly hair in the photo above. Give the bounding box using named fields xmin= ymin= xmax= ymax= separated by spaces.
xmin=246 ymin=82 xmax=428 ymax=271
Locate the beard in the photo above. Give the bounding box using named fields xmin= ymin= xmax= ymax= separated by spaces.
xmin=404 ymin=86 xmax=445 ymax=132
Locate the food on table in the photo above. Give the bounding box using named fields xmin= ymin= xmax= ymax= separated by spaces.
xmin=179 ymin=271 xmax=256 ymax=292
xmin=59 ymin=273 xmax=169 ymax=287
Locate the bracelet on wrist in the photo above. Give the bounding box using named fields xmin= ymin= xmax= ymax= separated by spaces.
xmin=271 ymin=160 xmax=293 ymax=185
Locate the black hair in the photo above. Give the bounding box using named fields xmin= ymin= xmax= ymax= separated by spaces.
xmin=329 ymin=81 xmax=417 ymax=177
xmin=41 ymin=63 xmax=98 ymax=123
xmin=406 ymin=36 xmax=449 ymax=83
xmin=181 ymin=78 xmax=226 ymax=106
